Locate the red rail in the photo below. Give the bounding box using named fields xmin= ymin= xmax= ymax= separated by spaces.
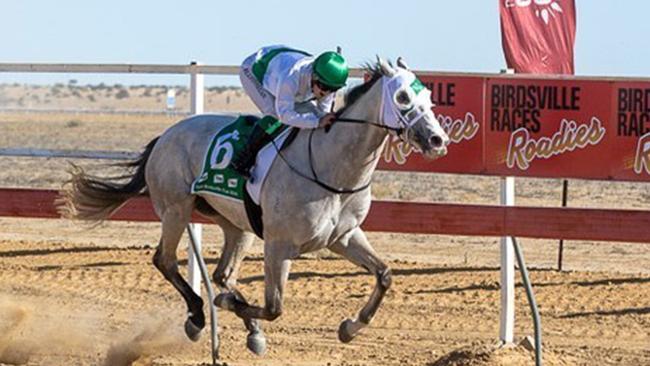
xmin=2 ymin=188 xmax=648 ymax=243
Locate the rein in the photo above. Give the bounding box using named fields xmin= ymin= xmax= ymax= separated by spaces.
xmin=330 ymin=117 xmax=403 ymax=134
xmin=270 ymin=116 xmax=397 ymax=194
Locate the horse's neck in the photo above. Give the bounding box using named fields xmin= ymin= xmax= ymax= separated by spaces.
xmin=311 ymin=81 xmax=387 ymax=189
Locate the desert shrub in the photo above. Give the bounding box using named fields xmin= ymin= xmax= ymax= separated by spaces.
xmin=89 ymin=83 xmax=107 ymax=91
xmin=115 ymin=89 xmax=130 ymax=99
xmin=66 ymin=120 xmax=81 ymax=128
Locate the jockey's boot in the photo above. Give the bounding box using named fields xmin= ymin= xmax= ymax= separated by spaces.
xmin=230 ymin=122 xmax=272 ymax=179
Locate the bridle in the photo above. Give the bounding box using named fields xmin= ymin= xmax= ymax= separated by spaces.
xmin=268 ymin=73 xmax=432 ymax=194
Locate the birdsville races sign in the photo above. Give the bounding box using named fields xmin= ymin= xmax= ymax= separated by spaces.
xmin=379 ymin=73 xmax=650 ymax=182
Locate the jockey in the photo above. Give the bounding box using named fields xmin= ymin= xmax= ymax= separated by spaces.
xmin=231 ymin=45 xmax=349 ymax=178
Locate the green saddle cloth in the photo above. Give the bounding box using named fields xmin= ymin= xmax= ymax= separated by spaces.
xmin=191 ymin=115 xmax=285 ymax=201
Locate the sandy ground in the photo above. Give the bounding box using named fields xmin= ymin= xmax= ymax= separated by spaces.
xmin=0 ymin=239 xmax=648 ymax=365
xmin=1 ymin=96 xmax=649 ymax=365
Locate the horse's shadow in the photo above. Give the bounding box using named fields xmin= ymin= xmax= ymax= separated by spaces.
xmin=0 ymin=245 xmax=138 ymax=258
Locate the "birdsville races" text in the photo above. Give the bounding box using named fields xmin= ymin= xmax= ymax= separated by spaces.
xmin=491 ymin=84 xmax=580 ymax=133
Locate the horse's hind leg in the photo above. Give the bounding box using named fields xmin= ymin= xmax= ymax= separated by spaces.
xmin=209 ymin=216 xmax=266 ymax=355
xmin=329 ymin=227 xmax=392 ymax=343
xmin=152 ymin=199 xmax=205 ymax=341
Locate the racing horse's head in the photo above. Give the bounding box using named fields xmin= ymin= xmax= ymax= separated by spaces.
xmin=377 ymin=57 xmax=450 ymax=159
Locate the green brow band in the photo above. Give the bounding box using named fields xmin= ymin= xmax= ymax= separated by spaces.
xmin=410 ymin=78 xmax=425 ymax=95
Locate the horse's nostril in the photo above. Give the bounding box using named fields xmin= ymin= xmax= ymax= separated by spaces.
xmin=429 ymin=135 xmax=443 ymax=148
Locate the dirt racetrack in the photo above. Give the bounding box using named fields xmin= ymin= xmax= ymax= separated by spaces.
xmin=0 ymin=236 xmax=648 ymax=366
xmin=1 ymin=98 xmax=649 ymax=365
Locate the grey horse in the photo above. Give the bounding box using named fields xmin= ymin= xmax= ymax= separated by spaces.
xmin=58 ymin=58 xmax=450 ymax=354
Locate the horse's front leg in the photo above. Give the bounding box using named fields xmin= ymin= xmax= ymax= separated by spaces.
xmin=329 ymin=227 xmax=392 ymax=343
xmin=215 ymin=241 xmax=292 ymax=322
xmin=210 ymin=216 xmax=254 ymax=291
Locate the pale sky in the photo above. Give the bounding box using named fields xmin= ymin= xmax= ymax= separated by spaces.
xmin=1 ymin=0 xmax=648 ymax=85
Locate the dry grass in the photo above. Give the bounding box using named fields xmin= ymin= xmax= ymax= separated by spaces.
xmin=0 ymin=83 xmax=255 ymax=112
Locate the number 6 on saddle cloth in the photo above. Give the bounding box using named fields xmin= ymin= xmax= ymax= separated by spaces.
xmin=229 ymin=115 xmax=284 ymax=178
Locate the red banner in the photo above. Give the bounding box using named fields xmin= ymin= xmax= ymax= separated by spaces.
xmin=500 ymin=0 xmax=576 ymax=74
xmin=484 ymin=77 xmax=612 ymax=179
xmin=375 ymin=73 xmax=650 ymax=183
xmin=609 ymin=82 xmax=650 ymax=181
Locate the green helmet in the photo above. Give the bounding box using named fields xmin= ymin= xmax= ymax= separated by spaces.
xmin=313 ymin=51 xmax=349 ymax=89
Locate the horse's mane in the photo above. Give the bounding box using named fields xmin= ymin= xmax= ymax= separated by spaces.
xmin=335 ymin=61 xmax=387 ymax=117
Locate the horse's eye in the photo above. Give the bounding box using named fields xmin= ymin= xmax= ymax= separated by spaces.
xmin=395 ymin=90 xmax=411 ymax=106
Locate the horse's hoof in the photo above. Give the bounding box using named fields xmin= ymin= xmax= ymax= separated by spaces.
xmin=246 ymin=329 xmax=267 ymax=356
xmin=214 ymin=293 xmax=236 ymax=311
xmin=338 ymin=318 xmax=358 ymax=343
xmin=184 ymin=318 xmax=203 ymax=342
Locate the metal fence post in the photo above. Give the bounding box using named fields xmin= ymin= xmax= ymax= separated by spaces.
xmin=557 ymin=179 xmax=569 ymax=271
xmin=499 ymin=176 xmax=515 ymax=344
xmin=498 ymin=68 xmax=516 ymax=344
xmin=188 ymin=61 xmax=204 ymax=294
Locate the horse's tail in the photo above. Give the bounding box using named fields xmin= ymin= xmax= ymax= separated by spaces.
xmin=57 ymin=137 xmax=159 ymax=222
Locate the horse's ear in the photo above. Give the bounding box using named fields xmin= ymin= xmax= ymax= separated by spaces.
xmin=396 ymin=57 xmax=411 ymax=71
xmin=377 ymin=56 xmax=396 ymax=77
